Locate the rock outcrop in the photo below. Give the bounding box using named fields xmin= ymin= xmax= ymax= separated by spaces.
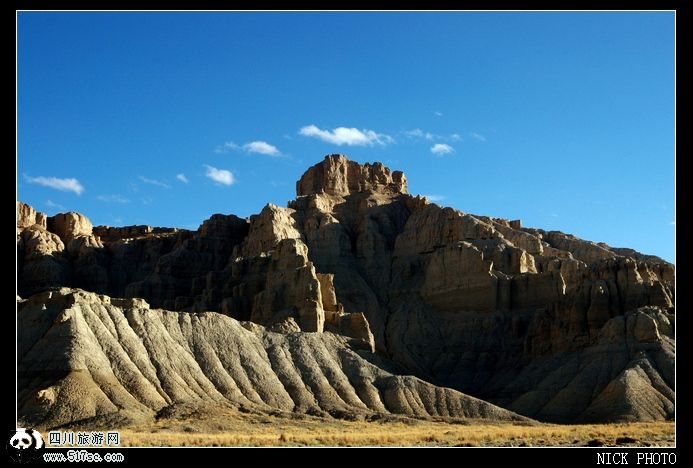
xmin=92 ymin=225 xmax=181 ymax=242
xmin=16 ymin=154 xmax=675 ymax=424
xmin=47 ymin=212 xmax=94 ymax=244
xmin=17 ymin=201 xmax=47 ymax=230
xmin=297 ymin=154 xmax=407 ymax=197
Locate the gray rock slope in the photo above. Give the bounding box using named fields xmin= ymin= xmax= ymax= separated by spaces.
xmin=18 ymin=289 xmax=526 ymax=429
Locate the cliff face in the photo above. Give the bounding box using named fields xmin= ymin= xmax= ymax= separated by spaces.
xmin=16 ymin=154 xmax=675 ymax=424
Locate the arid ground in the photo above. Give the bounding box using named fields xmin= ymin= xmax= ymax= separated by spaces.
xmin=50 ymin=407 xmax=674 ymax=447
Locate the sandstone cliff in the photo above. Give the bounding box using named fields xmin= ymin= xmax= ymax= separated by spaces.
xmin=16 ymin=154 xmax=674 ymax=424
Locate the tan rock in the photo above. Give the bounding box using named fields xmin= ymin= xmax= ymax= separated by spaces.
xmin=491 ymin=220 xmax=544 ymax=255
xmin=421 ymin=242 xmax=497 ymax=312
xmin=297 ymin=154 xmax=407 ymax=197
xmin=18 ymin=225 xmax=69 ymax=295
xmin=337 ymin=312 xmax=375 ymax=352
xmin=268 ymin=316 xmax=301 ymax=334
xmin=250 ymin=239 xmax=325 ymax=332
xmin=628 ymin=311 xmax=661 ymax=343
xmin=17 ymin=201 xmax=47 ymax=230
xmin=545 ymin=231 xmax=616 ymax=264
xmin=240 ymin=204 xmax=302 ymax=257
xmin=21 ymin=225 xmax=64 ymax=257
xmin=92 ymin=225 xmax=183 ymax=241
xmin=48 ymin=212 xmax=93 ymax=244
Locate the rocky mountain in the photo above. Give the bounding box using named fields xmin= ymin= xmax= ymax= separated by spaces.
xmin=17 ymin=154 xmax=675 ymax=426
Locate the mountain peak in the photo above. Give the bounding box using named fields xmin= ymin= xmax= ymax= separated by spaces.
xmin=296 ymin=154 xmax=407 ymax=197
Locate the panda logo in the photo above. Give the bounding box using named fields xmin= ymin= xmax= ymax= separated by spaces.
xmin=10 ymin=428 xmax=44 ymax=450
xmin=7 ymin=428 xmax=44 ymax=463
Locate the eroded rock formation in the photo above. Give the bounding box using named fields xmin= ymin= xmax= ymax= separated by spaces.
xmin=18 ymin=288 xmax=523 ymax=429
xmin=16 ymin=154 xmax=675 ymax=424
xmin=297 ymin=154 xmax=407 ymax=197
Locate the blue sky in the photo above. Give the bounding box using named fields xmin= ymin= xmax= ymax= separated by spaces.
xmin=17 ymin=12 xmax=675 ymax=262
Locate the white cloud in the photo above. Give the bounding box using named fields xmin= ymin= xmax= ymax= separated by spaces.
xmin=176 ymin=173 xmax=189 ymax=183
xmin=422 ymin=194 xmax=446 ymax=202
xmin=215 ymin=140 xmax=283 ymax=157
xmin=450 ymin=133 xmax=462 ymax=141
xmin=670 ymin=221 xmax=676 ymax=226
xmin=299 ymin=124 xmax=393 ymax=146
xmin=243 ymin=141 xmax=281 ymax=156
xmin=470 ymin=132 xmax=487 ymax=142
xmin=24 ymin=175 xmax=84 ymax=195
xmin=434 ymin=111 xmax=443 ymax=117
xmin=45 ymin=199 xmax=65 ymax=210
xmin=204 ymin=165 xmax=234 ymax=186
xmin=138 ymin=176 xmax=171 ymax=189
xmin=214 ymin=142 xmax=240 ymax=154
xmin=404 ymin=128 xmax=435 ymax=140
xmin=431 ymin=143 xmax=455 ymax=155
xmin=97 ymin=194 xmax=130 ymax=204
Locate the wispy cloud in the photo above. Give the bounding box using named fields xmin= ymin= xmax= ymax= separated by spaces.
xmin=404 ymin=128 xmax=435 ymax=140
xmin=404 ymin=129 xmax=466 ymax=144
xmin=431 ymin=143 xmax=455 ymax=155
xmin=299 ymin=125 xmax=393 ymax=146
xmin=243 ymin=141 xmax=281 ymax=156
xmin=45 ymin=199 xmax=65 ymax=210
xmin=670 ymin=221 xmax=676 ymax=226
xmin=422 ymin=194 xmax=446 ymax=202
xmin=215 ymin=140 xmax=283 ymax=157
xmin=214 ymin=142 xmax=240 ymax=154
xmin=470 ymin=132 xmax=487 ymax=142
xmin=204 ymin=165 xmax=234 ymax=186
xmin=434 ymin=111 xmax=443 ymax=117
xmin=141 ymin=197 xmax=153 ymax=205
xmin=176 ymin=173 xmax=189 ymax=184
xmin=24 ymin=175 xmax=84 ymax=195
xmin=97 ymin=194 xmax=130 ymax=204
xmin=138 ymin=176 xmax=171 ymax=189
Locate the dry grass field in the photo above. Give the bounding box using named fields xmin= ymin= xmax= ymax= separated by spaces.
xmin=106 ymin=407 xmax=674 ymax=447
